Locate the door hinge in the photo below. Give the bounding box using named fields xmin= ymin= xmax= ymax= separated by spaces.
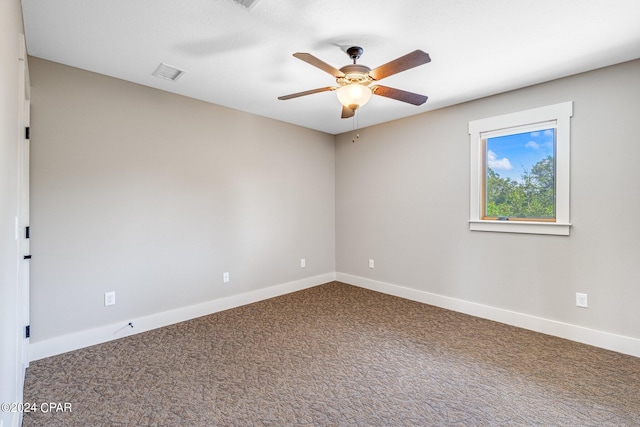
xmin=25 ymin=325 xmax=30 ymax=339
xmin=25 ymin=127 xmax=30 ymax=140
xmin=25 ymin=226 xmax=30 ymax=239
xmin=23 ymin=255 xmax=31 ymax=260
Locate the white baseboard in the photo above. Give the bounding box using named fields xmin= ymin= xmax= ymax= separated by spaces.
xmin=29 ymin=273 xmax=336 ymax=361
xmin=30 ymin=272 xmax=640 ymax=361
xmin=336 ymin=272 xmax=640 ymax=358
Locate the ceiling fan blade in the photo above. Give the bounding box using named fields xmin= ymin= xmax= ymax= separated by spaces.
xmin=278 ymin=86 xmax=336 ymax=100
xmin=293 ymin=53 xmax=345 ymax=78
xmin=371 ymin=85 xmax=428 ymax=106
xmin=369 ymin=50 xmax=431 ymax=81
xmin=341 ymin=105 xmax=355 ymax=119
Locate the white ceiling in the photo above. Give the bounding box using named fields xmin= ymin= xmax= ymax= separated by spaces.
xmin=21 ymin=0 xmax=640 ymax=135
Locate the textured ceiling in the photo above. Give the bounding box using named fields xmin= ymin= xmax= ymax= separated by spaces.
xmin=21 ymin=0 xmax=640 ymax=135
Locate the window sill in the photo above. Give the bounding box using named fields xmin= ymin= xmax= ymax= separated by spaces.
xmin=469 ymin=220 xmax=571 ymax=236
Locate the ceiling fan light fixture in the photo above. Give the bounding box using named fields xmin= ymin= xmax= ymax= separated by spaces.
xmin=337 ymin=84 xmax=372 ymax=110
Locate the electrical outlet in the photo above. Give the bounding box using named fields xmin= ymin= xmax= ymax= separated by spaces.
xmin=223 ymin=272 xmax=230 ymax=283
xmin=369 ymin=259 xmax=375 ymax=269
xmin=576 ymin=292 xmax=588 ymax=308
xmin=104 ymin=291 xmax=116 ymax=306
xmin=300 ymin=258 xmax=306 ymax=268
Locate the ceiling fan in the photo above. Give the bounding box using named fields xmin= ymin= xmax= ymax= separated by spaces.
xmin=278 ymin=46 xmax=431 ymax=119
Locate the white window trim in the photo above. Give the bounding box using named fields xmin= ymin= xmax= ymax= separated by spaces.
xmin=468 ymin=101 xmax=573 ymax=236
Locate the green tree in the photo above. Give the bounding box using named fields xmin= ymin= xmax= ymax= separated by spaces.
xmin=486 ymin=156 xmax=554 ymax=219
xmin=485 ymin=168 xmax=517 ymax=217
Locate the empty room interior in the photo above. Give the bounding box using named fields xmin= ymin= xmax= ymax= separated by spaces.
xmin=2 ymin=0 xmax=640 ymax=425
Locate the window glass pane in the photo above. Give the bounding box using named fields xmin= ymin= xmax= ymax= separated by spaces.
xmin=484 ymin=128 xmax=555 ymax=219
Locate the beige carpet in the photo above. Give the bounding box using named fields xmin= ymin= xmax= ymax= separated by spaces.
xmin=23 ymin=282 xmax=640 ymax=426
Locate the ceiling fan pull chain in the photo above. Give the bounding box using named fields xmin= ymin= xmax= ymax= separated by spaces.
xmin=352 ymin=112 xmax=360 ymax=143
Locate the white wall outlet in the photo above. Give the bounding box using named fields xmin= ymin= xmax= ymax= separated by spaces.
xmin=223 ymin=272 xmax=230 ymax=283
xmin=576 ymin=292 xmax=588 ymax=308
xmin=104 ymin=291 xmax=116 ymax=306
xmin=369 ymin=259 xmax=375 ymax=269
xmin=300 ymin=258 xmax=306 ymax=268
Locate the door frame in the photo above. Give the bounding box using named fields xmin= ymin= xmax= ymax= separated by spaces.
xmin=16 ymin=31 xmax=30 ymax=408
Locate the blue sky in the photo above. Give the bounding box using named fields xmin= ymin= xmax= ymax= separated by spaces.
xmin=486 ymin=128 xmax=555 ymax=182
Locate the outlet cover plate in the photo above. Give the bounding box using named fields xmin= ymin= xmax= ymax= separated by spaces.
xmin=576 ymin=292 xmax=588 ymax=308
xmin=105 ymin=291 xmax=116 ymax=306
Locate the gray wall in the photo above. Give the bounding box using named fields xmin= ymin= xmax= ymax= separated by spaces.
xmin=29 ymin=58 xmax=336 ymax=342
xmin=336 ymin=59 xmax=640 ymax=340
xmin=27 ymin=55 xmax=640 ymax=351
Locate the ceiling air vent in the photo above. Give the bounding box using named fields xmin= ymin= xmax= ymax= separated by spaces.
xmin=152 ymin=63 xmax=186 ymax=82
xmin=229 ymin=0 xmax=262 ymax=10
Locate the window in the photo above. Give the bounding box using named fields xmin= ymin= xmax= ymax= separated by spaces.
xmin=469 ymin=102 xmax=572 ymax=235
xmin=484 ymin=125 xmax=556 ymax=220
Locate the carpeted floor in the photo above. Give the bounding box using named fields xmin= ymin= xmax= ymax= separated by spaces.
xmin=23 ymin=281 xmax=640 ymax=426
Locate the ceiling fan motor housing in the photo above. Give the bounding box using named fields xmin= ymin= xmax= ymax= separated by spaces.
xmin=337 ymin=64 xmax=372 ymax=86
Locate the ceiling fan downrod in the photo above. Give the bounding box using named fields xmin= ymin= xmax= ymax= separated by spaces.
xmin=346 ymin=46 xmax=364 ymax=64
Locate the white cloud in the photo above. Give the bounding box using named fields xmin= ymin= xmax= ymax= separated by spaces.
xmin=487 ymin=150 xmax=513 ymax=170
xmin=530 ymin=129 xmax=554 ymax=138
xmin=525 ymin=140 xmax=540 ymax=149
